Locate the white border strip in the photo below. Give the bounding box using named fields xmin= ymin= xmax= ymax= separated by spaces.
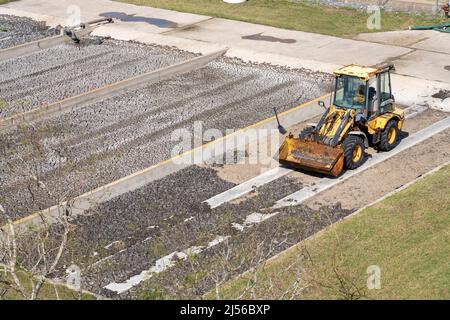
xmin=205 ymin=166 xmax=292 ymax=209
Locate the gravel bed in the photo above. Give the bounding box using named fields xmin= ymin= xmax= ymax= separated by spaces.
xmin=314 ymin=0 xmax=433 ymax=13
xmin=0 ymin=14 xmax=59 ymax=49
xmin=1 ymin=58 xmax=332 ymax=219
xmin=0 ymin=39 xmax=196 ymax=118
xmin=41 ymin=164 xmax=349 ymax=298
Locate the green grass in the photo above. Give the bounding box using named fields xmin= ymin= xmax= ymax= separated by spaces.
xmin=0 ymin=97 xmax=7 ymax=109
xmin=0 ymin=0 xmax=16 ymax=5
xmin=119 ymin=0 xmax=445 ymax=37
xmin=1 ymin=269 xmax=97 ymax=300
xmin=212 ymin=164 xmax=450 ymax=300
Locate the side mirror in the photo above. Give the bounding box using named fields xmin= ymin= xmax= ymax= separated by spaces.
xmin=318 ymin=101 xmax=326 ymax=109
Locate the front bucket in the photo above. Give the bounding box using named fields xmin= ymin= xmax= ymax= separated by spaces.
xmin=278 ymin=137 xmax=344 ymax=177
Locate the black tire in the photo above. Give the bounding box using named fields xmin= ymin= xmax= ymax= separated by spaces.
xmin=299 ymin=126 xmax=315 ymax=140
xmin=342 ymin=135 xmax=366 ymax=170
xmin=378 ymin=119 xmax=400 ymax=151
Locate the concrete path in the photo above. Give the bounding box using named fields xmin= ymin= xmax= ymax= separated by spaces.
xmin=356 ymin=29 xmax=450 ymax=84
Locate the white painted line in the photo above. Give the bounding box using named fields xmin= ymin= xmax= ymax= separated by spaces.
xmin=104 ymin=240 xmax=121 ymax=250
xmin=205 ymin=166 xmax=292 ymax=208
xmin=404 ymin=104 xmax=428 ymax=118
xmin=104 ymin=235 xmax=229 ymax=294
xmin=232 ymin=212 xmax=279 ymax=231
xmin=274 ymin=116 xmax=450 ymax=208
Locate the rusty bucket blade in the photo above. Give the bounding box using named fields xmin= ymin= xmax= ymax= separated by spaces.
xmin=278 ymin=138 xmax=344 ymax=177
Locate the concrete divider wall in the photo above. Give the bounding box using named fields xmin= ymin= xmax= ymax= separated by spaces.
xmin=0 ymin=27 xmax=95 ymax=62
xmin=0 ymin=49 xmax=228 ymax=133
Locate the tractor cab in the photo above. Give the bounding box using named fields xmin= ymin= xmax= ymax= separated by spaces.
xmin=276 ymin=63 xmax=404 ymax=177
xmin=333 ymin=64 xmax=395 ymax=120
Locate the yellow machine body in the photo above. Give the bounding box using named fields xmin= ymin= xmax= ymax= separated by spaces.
xmin=278 ymin=137 xmax=345 ymax=177
xmin=278 ymin=64 xmax=404 ymax=177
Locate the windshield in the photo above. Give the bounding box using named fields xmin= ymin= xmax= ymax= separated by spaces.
xmin=334 ymin=76 xmax=367 ymax=109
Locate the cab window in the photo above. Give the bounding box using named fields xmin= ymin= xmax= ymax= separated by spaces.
xmin=334 ymin=76 xmax=366 ymax=109
xmin=379 ymin=72 xmax=392 ymax=102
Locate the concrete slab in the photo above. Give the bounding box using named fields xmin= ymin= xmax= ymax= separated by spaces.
xmin=172 ymin=17 xmax=413 ymax=67
xmin=357 ymin=30 xmax=450 ymax=56
xmin=391 ymin=74 xmax=450 ymax=111
xmin=92 ymin=23 xmax=339 ymax=72
xmin=1 ymin=0 xmax=210 ymax=30
xmin=410 ymin=31 xmax=450 ymax=54
xmin=354 ymin=30 xmax=431 ymax=47
xmin=394 ymin=50 xmax=450 ymax=83
xmin=92 ymin=23 xmax=228 ymax=55
xmin=0 ymin=7 xmax=66 ymax=27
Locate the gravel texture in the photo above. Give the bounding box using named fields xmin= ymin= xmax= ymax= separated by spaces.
xmin=1 ymin=57 xmax=331 ymax=219
xmin=40 ymin=164 xmax=350 ymax=298
xmin=0 ymin=14 xmax=59 ymax=49
xmin=135 ymin=202 xmax=351 ymax=300
xmin=0 ymin=39 xmax=196 ymax=118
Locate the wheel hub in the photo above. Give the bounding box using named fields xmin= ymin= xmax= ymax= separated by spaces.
xmin=352 ymin=144 xmax=362 ymax=163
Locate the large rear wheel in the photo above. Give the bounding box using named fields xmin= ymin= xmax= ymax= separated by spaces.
xmin=342 ymin=135 xmax=366 ymax=170
xmin=378 ymin=119 xmax=400 ymax=151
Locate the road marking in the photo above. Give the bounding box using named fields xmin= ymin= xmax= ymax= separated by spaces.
xmin=104 ymin=235 xmax=229 ymax=294
xmin=0 ymin=49 xmax=228 ymax=132
xmin=205 ymin=166 xmax=292 ymax=208
xmin=232 ymin=212 xmax=279 ymax=231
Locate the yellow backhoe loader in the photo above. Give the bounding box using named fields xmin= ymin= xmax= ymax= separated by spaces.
xmin=276 ymin=64 xmax=404 ymax=177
